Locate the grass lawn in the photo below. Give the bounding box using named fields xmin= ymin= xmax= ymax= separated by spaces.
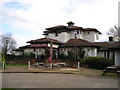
xmin=1 ymin=89 xmax=17 ymax=90
xmin=3 ymin=65 xmax=119 ymax=77
xmin=3 ymin=64 xmax=28 ymax=72
xmin=6 ymin=63 xmax=27 ymax=66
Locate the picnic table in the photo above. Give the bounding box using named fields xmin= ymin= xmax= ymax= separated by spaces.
xmin=33 ymin=62 xmax=67 ymax=69
xmin=102 ymin=65 xmax=120 ymax=77
xmin=53 ymin=62 xmax=67 ymax=68
xmin=33 ymin=62 xmax=45 ymax=67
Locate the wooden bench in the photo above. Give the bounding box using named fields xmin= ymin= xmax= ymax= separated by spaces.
xmin=102 ymin=66 xmax=120 ymax=77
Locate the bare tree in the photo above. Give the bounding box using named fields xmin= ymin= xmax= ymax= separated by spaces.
xmin=107 ymin=25 xmax=120 ymax=41
xmin=0 ymin=33 xmax=16 ymax=59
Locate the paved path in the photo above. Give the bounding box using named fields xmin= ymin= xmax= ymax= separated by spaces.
xmin=2 ymin=73 xmax=119 ymax=88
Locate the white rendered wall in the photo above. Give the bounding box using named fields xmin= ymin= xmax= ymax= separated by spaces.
xmin=91 ymin=48 xmax=97 ymax=56
xmin=47 ymin=33 xmax=56 ymax=40
xmin=48 ymin=43 xmax=59 ymax=48
xmin=115 ymin=50 xmax=120 ymax=66
xmin=83 ymin=31 xmax=94 ymax=42
xmin=24 ymin=48 xmax=34 ymax=54
xmin=69 ymin=31 xmax=83 ymax=39
xmin=83 ymin=48 xmax=91 ymax=57
xmin=109 ymin=51 xmax=114 ymax=59
xmin=47 ymin=30 xmax=99 ymax=43
xmin=69 ymin=31 xmax=76 ymax=39
xmin=83 ymin=47 xmax=97 ymax=57
xmin=59 ymin=48 xmax=68 ymax=55
xmin=64 ymin=32 xmax=70 ymax=42
xmin=83 ymin=31 xmax=99 ymax=42
xmin=60 ymin=47 xmax=97 ymax=57
xmin=97 ymin=51 xmax=104 ymax=57
xmin=47 ymin=31 xmax=84 ymax=43
xmin=36 ymin=48 xmax=45 ymax=55
xmin=95 ymin=33 xmax=99 ymax=42
xmin=47 ymin=32 xmax=70 ymax=43
xmin=97 ymin=51 xmax=114 ymax=59
xmin=14 ymin=51 xmax=23 ymax=55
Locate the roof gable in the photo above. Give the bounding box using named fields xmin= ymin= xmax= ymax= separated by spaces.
xmin=94 ymin=42 xmax=120 ymax=50
xmin=83 ymin=28 xmax=102 ymax=34
xmin=43 ymin=22 xmax=102 ymax=34
xmin=61 ymin=39 xmax=98 ymax=47
xmin=27 ymin=37 xmax=63 ymax=45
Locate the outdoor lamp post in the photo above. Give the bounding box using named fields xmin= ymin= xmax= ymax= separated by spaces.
xmin=6 ymin=37 xmax=9 ymax=50
xmin=74 ymin=31 xmax=80 ymax=71
xmin=5 ymin=37 xmax=9 ymax=59
xmin=74 ymin=31 xmax=77 ymax=64
xmin=49 ymin=41 xmax=53 ymax=68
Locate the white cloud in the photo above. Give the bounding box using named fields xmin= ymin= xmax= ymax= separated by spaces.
xmin=0 ymin=25 xmax=3 ymax=35
xmin=0 ymin=0 xmax=119 ymax=46
xmin=13 ymin=34 xmax=28 ymax=47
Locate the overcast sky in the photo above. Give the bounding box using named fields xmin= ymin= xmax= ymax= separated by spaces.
xmin=0 ymin=0 xmax=119 ymax=47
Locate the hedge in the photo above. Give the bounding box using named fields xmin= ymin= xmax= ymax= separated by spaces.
xmin=82 ymin=57 xmax=113 ymax=70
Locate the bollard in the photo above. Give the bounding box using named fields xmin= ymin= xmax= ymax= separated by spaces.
xmin=28 ymin=61 xmax=30 ymax=69
xmin=77 ymin=62 xmax=80 ymax=71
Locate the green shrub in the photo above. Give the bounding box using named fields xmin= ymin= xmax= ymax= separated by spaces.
xmin=58 ymin=54 xmax=67 ymax=59
xmin=82 ymin=57 xmax=113 ymax=70
xmin=7 ymin=54 xmax=16 ymax=60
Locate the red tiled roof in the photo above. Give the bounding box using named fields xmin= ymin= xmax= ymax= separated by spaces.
xmin=94 ymin=42 xmax=120 ymax=50
xmin=12 ymin=48 xmax=24 ymax=51
xmin=67 ymin=26 xmax=83 ymax=30
xmin=67 ymin=21 xmax=75 ymax=25
xmin=27 ymin=37 xmax=63 ymax=44
xmin=61 ymin=39 xmax=98 ymax=48
xmin=14 ymin=45 xmax=49 ymax=51
xmin=44 ymin=22 xmax=101 ymax=34
xmin=19 ymin=45 xmax=31 ymax=49
xmin=83 ymin=28 xmax=102 ymax=34
xmin=13 ymin=45 xmax=31 ymax=51
xmin=46 ymin=25 xmax=82 ymax=31
xmin=44 ymin=26 xmax=83 ymax=35
xmin=46 ymin=25 xmax=66 ymax=30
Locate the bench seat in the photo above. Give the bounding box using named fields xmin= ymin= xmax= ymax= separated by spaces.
xmin=102 ymin=66 xmax=120 ymax=77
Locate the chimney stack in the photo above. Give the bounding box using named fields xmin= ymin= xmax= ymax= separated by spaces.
xmin=109 ymin=36 xmax=113 ymax=42
xmin=67 ymin=21 xmax=75 ymax=26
